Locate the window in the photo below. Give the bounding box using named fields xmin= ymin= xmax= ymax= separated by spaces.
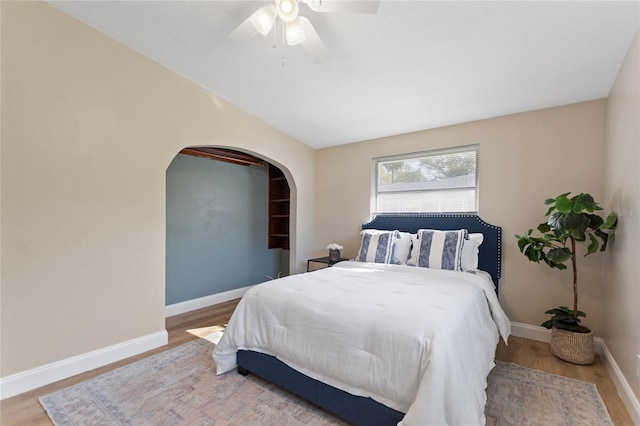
xmin=373 ymin=145 xmax=478 ymax=214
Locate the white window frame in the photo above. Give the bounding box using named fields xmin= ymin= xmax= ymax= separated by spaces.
xmin=371 ymin=145 xmax=479 ymax=215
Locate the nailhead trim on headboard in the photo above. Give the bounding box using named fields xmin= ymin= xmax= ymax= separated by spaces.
xmin=362 ymin=213 xmax=502 ymax=293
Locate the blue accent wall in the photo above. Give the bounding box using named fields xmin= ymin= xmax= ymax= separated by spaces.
xmin=166 ymin=154 xmax=283 ymax=305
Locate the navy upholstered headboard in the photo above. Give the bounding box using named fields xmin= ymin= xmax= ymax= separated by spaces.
xmin=362 ymin=213 xmax=502 ymax=293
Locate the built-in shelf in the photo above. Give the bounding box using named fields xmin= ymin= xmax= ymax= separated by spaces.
xmin=268 ymin=164 xmax=290 ymax=250
xmin=179 ymin=147 xmax=265 ymax=167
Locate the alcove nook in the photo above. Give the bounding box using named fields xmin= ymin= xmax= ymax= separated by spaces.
xmin=165 ymin=147 xmax=290 ymax=308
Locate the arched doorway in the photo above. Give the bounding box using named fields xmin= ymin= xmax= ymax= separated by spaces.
xmin=165 ymin=147 xmax=291 ymax=312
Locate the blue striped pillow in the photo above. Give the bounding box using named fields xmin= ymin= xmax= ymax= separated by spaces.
xmin=355 ymin=230 xmax=400 ymax=264
xmin=410 ymin=229 xmax=468 ymax=271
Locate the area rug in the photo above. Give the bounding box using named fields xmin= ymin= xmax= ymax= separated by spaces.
xmin=40 ymin=338 xmax=613 ymax=426
xmin=484 ymin=360 xmax=612 ymax=426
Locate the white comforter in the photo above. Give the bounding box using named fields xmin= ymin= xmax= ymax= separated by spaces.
xmin=213 ymin=261 xmax=510 ymax=426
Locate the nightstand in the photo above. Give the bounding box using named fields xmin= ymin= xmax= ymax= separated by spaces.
xmin=307 ymin=256 xmax=349 ymax=272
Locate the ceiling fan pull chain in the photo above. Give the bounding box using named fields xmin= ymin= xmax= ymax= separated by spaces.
xmin=272 ymin=18 xmax=278 ymax=49
xmin=281 ymin=21 xmax=286 ymax=66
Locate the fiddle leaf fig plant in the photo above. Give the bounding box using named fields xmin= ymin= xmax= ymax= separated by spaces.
xmin=515 ymin=193 xmax=617 ymax=332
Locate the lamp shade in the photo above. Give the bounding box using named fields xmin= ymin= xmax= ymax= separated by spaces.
xmin=286 ymin=18 xmax=306 ymax=45
xmin=251 ymin=5 xmax=277 ymax=35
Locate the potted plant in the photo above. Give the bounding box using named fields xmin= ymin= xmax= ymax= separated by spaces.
xmin=326 ymin=243 xmax=344 ymax=262
xmin=515 ymin=192 xmax=617 ymax=364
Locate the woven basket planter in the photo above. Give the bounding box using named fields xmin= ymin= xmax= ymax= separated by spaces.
xmin=550 ymin=327 xmax=594 ymax=365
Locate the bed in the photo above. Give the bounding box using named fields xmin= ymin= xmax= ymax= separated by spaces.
xmin=212 ymin=213 xmax=510 ymax=425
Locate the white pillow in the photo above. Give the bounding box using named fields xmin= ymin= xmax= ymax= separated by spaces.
xmin=355 ymin=230 xmax=400 ymax=264
xmin=461 ymin=233 xmax=484 ymax=271
xmin=392 ymin=232 xmax=413 ymax=265
xmin=408 ymin=229 xmax=467 ymax=271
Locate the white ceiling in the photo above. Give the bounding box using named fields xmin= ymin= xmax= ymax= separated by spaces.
xmin=49 ymin=1 xmax=639 ymax=149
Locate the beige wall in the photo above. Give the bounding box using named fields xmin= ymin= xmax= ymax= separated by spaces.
xmin=604 ymin=29 xmax=640 ymax=403
xmin=0 ymin=1 xmax=315 ymax=376
xmin=2 ymin=0 xmax=637 ymax=405
xmin=316 ymin=100 xmax=608 ymax=333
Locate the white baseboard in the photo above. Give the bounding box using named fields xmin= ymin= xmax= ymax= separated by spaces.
xmin=510 ymin=321 xmax=639 ymax=423
xmin=600 ymin=341 xmax=640 ymax=425
xmin=510 ymin=321 xmax=552 ymax=343
xmin=0 ymin=330 xmax=168 ymax=400
xmin=510 ymin=322 xmax=605 ymax=353
xmin=165 ymin=285 xmax=253 ymax=318
xmin=0 ymin=287 xmax=250 ymax=400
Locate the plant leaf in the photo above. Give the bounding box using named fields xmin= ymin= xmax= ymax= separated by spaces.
xmin=586 ymin=233 xmax=599 ymax=255
xmin=544 ymin=205 xmax=556 ymax=216
xmin=537 ymin=222 xmax=551 ymax=233
xmin=601 ymin=212 xmax=618 ymax=230
xmin=559 ymin=213 xmax=590 ymax=241
xmin=541 ymin=319 xmax=554 ymax=329
xmin=594 ymin=229 xmax=610 ymax=251
xmin=572 ymin=193 xmax=600 ymax=213
xmin=586 ymin=213 xmax=604 ymax=229
xmin=555 ymin=194 xmax=572 ymax=213
xmin=547 ymin=247 xmax=571 ymax=264
xmin=547 ymin=212 xmax=562 ymax=231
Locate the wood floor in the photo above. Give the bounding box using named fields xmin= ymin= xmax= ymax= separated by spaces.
xmin=495 ymin=335 xmax=633 ymax=425
xmin=1 ymin=298 xmax=634 ymax=425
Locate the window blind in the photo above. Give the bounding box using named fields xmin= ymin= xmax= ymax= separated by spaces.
xmin=373 ymin=146 xmax=478 ymax=214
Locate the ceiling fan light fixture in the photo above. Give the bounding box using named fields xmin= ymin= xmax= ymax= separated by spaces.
xmin=276 ymin=0 xmax=299 ymax=23
xmin=231 ymin=0 xmax=380 ymax=62
xmin=285 ymin=18 xmax=306 ymax=45
xmin=251 ymin=5 xmax=277 ymax=35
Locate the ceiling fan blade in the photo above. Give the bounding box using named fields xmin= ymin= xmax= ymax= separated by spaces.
xmin=228 ymin=14 xmax=259 ymax=43
xmin=298 ymin=17 xmax=329 ymax=62
xmin=229 ymin=5 xmax=276 ymax=42
xmin=301 ymin=0 xmax=380 ymax=14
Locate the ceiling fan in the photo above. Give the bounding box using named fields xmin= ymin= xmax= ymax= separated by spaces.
xmin=229 ymin=0 xmax=380 ymax=62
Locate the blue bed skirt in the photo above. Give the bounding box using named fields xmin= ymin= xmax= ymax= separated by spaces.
xmin=237 ymin=350 xmax=405 ymax=425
